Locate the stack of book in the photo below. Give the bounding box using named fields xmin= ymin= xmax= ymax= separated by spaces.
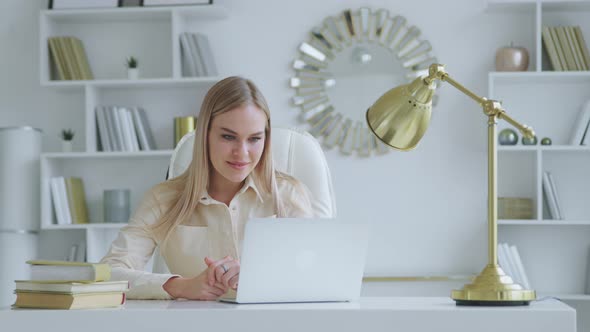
xmin=95 ymin=106 xmax=156 ymax=152
xmin=542 ymin=171 xmax=564 ymax=220
xmin=13 ymin=260 xmax=127 ymax=310
xmin=179 ymin=32 xmax=218 ymax=77
xmin=48 ymin=36 xmax=94 ymax=80
xmin=569 ymin=100 xmax=590 ymax=146
xmin=542 ymin=25 xmax=590 ymax=71
xmin=498 ymin=242 xmax=531 ymax=290
xmin=50 ymin=176 xmax=89 ymax=225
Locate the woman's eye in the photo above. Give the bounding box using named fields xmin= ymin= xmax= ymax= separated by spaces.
xmin=249 ymin=137 xmax=262 ymax=142
xmin=222 ymin=135 xmax=235 ymax=140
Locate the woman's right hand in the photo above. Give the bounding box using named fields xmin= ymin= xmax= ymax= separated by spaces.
xmin=163 ymin=265 xmax=229 ymax=301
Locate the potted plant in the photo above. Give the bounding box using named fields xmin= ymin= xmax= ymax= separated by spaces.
xmin=61 ymin=129 xmax=74 ymax=152
xmin=126 ymin=56 xmax=139 ymax=79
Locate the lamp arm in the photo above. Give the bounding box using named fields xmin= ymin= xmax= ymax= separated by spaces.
xmin=424 ymin=64 xmax=535 ymax=138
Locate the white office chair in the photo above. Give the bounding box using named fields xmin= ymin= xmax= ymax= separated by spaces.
xmin=152 ymin=127 xmax=336 ymax=273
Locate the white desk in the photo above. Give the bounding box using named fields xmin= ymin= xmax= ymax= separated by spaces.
xmin=0 ymin=297 xmax=576 ymax=332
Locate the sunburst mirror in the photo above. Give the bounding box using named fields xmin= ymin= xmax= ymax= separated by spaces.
xmin=290 ymin=7 xmax=437 ymax=157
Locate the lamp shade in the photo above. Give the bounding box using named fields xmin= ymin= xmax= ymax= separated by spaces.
xmin=366 ymin=77 xmax=436 ymax=151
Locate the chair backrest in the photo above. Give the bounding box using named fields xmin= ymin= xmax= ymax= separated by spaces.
xmin=168 ymin=126 xmax=336 ymax=217
xmin=152 ymin=127 xmax=336 ymax=273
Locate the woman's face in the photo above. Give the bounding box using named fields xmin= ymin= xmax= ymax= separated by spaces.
xmin=207 ymin=104 xmax=267 ymax=186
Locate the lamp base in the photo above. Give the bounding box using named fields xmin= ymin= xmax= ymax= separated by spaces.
xmin=451 ymin=264 xmax=536 ymax=306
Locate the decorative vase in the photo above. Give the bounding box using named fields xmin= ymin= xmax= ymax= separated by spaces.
xmin=541 ymin=137 xmax=552 ymax=145
xmin=495 ymin=43 xmax=529 ymax=72
xmin=522 ymin=135 xmax=537 ymax=145
xmin=127 ymin=68 xmax=139 ymax=79
xmin=61 ymin=140 xmax=73 ymax=152
xmin=498 ymin=128 xmax=518 ymax=145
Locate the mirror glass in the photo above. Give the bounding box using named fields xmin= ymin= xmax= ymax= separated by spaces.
xmin=290 ymin=7 xmax=437 ymax=157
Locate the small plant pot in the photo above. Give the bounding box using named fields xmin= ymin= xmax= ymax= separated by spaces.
xmin=127 ymin=68 xmax=139 ymax=80
xmin=62 ymin=140 xmax=73 ymax=153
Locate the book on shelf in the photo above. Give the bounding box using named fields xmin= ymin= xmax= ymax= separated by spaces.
xmin=179 ymin=32 xmax=217 ymax=77
xmin=65 ymin=177 xmax=89 ymax=224
xmin=567 ymin=26 xmax=588 ymax=71
xmin=132 ymin=107 xmax=157 ymax=150
xmin=47 ymin=38 xmax=67 ymax=80
xmin=13 ymin=291 xmax=125 ymax=310
xmin=510 ymin=245 xmax=531 ymax=289
xmin=50 ymin=176 xmax=71 ymax=225
xmin=542 ymin=26 xmax=563 ymax=71
xmin=547 ymin=172 xmax=564 ymax=219
xmin=545 ymin=26 xmax=590 ymax=71
xmin=180 ymin=33 xmax=197 ymax=77
xmin=498 ymin=242 xmax=531 ymax=290
xmin=96 ymin=106 xmax=156 ymax=152
xmin=542 ymin=171 xmax=563 ymax=220
xmin=47 ymin=36 xmax=93 ymax=80
xmin=194 ymin=33 xmax=218 ymax=76
xmin=48 ymin=0 xmax=119 ymax=10
xmin=66 ymin=242 xmax=86 ymax=262
xmin=569 ymin=100 xmax=590 ymax=145
xmin=574 ymin=26 xmax=590 ymax=70
xmin=15 ymin=280 xmax=128 ymax=294
xmin=27 ymin=260 xmax=111 ymax=282
xmin=50 ymin=176 xmax=89 ymax=224
xmin=500 ymin=242 xmax=520 ymax=285
xmin=556 ymin=26 xmax=577 ymax=70
xmin=549 ymin=27 xmax=568 ymax=70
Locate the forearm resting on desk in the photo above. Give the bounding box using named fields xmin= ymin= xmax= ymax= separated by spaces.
xmin=109 ymin=266 xmax=179 ymax=300
xmin=162 ymin=273 xmax=230 ymax=301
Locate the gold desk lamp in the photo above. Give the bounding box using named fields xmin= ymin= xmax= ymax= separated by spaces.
xmin=366 ymin=63 xmax=536 ymax=306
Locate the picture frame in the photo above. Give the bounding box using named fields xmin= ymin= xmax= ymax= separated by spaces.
xmin=48 ymin=0 xmax=119 ymax=10
xmin=142 ymin=0 xmax=212 ymax=6
xmin=119 ymin=0 xmax=143 ymax=7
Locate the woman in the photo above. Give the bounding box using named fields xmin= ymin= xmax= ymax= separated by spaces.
xmin=100 ymin=77 xmax=313 ymax=300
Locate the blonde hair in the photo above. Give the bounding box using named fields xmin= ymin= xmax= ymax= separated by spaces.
xmin=152 ymin=76 xmax=286 ymax=243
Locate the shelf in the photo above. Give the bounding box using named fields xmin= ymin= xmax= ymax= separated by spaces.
xmin=539 ymin=293 xmax=590 ymax=301
xmin=498 ymin=145 xmax=590 ymax=152
xmin=41 ymin=5 xmax=227 ymax=23
xmin=499 ymin=219 xmax=590 ymax=225
xmin=42 ymin=223 xmax=126 ymax=230
xmin=486 ymin=0 xmax=537 ymax=13
xmin=498 ymin=146 xmax=539 ymax=152
xmin=490 ymin=71 xmax=590 ymax=84
xmin=42 ymin=150 xmax=173 ymax=159
xmin=542 ymin=1 xmax=590 ymax=12
xmin=41 ymin=77 xmax=223 ymax=90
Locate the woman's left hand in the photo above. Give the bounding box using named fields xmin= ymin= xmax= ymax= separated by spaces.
xmin=204 ymin=256 xmax=240 ymax=290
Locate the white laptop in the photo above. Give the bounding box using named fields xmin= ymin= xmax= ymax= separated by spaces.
xmin=219 ymin=218 xmax=369 ymax=304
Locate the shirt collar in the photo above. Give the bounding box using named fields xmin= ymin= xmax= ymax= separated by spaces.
xmin=199 ymin=175 xmax=264 ymax=205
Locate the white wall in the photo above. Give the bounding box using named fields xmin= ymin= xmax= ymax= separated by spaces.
xmin=0 ymin=0 xmax=535 ymax=292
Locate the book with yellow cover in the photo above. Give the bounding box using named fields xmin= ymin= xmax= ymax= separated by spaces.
xmin=47 ymin=38 xmax=67 ymax=80
xmin=15 ymin=280 xmax=128 ymax=294
xmin=71 ymin=37 xmax=94 ymax=80
xmin=64 ymin=177 xmax=89 ymax=224
xmin=542 ymin=26 xmax=562 ymax=71
xmin=574 ymin=26 xmax=590 ymax=71
xmin=14 ymin=291 xmax=125 ymax=310
xmin=27 ymin=260 xmax=111 ymax=282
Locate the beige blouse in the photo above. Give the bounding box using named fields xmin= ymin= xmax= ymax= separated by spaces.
xmin=100 ymin=175 xmax=313 ymax=299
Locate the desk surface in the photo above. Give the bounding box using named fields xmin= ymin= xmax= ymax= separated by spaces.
xmin=1 ymin=297 xmax=576 ymax=332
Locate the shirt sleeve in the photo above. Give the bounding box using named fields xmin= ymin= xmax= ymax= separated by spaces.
xmin=100 ymin=188 xmax=179 ymax=300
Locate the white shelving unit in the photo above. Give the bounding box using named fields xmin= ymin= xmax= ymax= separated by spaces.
xmin=38 ymin=5 xmax=227 ymax=263
xmin=488 ymin=0 xmax=590 ymax=329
